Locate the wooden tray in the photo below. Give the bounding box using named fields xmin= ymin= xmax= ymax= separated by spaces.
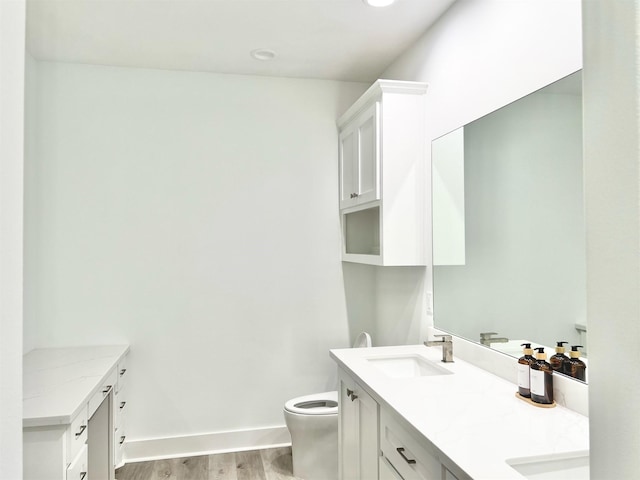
xmin=515 ymin=392 xmax=556 ymax=408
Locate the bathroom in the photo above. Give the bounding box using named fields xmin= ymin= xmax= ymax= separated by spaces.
xmin=1 ymin=0 xmax=639 ymax=479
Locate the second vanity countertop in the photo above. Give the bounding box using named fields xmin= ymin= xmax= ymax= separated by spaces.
xmin=330 ymin=344 xmax=589 ymax=479
xmin=23 ymin=345 xmax=129 ymax=428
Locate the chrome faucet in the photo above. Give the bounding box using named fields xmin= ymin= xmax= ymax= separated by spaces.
xmin=479 ymin=332 xmax=509 ymax=346
xmin=424 ymin=334 xmax=454 ymax=363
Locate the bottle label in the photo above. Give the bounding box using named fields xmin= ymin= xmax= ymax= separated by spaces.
xmin=517 ymin=363 xmax=530 ymax=389
xmin=530 ymin=369 xmax=545 ymax=396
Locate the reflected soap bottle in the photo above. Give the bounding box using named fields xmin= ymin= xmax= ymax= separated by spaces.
xmin=530 ymin=347 xmax=554 ymax=405
xmin=565 ymin=345 xmax=587 ymax=381
xmin=517 ymin=343 xmax=536 ymax=398
xmin=550 ymin=341 xmax=569 ymax=373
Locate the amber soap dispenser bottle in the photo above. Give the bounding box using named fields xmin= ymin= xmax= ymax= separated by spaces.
xmin=550 ymin=341 xmax=569 ymax=373
xmin=566 ymin=345 xmax=587 ymax=381
xmin=530 ymin=347 xmax=554 ymax=405
xmin=517 ymin=343 xmax=536 ymax=398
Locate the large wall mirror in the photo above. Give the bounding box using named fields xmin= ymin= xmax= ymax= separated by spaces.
xmin=432 ymin=70 xmax=587 ymax=382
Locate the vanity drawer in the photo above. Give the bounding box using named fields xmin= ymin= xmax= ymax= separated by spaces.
xmin=67 ymin=407 xmax=88 ymax=466
xmin=88 ymin=368 xmax=117 ymax=419
xmin=116 ymin=356 xmax=129 ymax=394
xmin=66 ymin=444 xmax=88 ymax=480
xmin=114 ymin=421 xmax=127 ymax=469
xmin=380 ymin=410 xmax=441 ymax=480
xmin=114 ymin=388 xmax=127 ymax=431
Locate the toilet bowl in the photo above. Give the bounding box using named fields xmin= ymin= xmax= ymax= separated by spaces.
xmin=283 ymin=332 xmax=372 ymax=480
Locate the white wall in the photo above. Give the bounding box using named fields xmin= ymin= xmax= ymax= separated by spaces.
xmin=23 ymin=51 xmax=38 ymax=355
xmin=24 ymin=61 xmax=369 ymax=445
xmin=582 ymin=1 xmax=640 ymax=477
xmin=379 ymin=0 xmax=582 ymax=334
xmin=0 ymin=0 xmax=25 ymax=476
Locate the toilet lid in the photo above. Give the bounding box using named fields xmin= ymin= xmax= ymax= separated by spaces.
xmin=284 ymin=391 xmax=339 ymax=415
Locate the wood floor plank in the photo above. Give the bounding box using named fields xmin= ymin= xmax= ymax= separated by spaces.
xmin=115 ymin=460 xmax=157 ymax=480
xmin=260 ymin=447 xmax=299 ymax=480
xmin=116 ymin=447 xmax=300 ymax=480
xmin=151 ymin=458 xmax=181 ymax=479
xmin=179 ymin=456 xmax=208 ymax=480
xmin=235 ymin=450 xmax=267 ymax=480
xmin=208 ymin=452 xmax=237 ymax=480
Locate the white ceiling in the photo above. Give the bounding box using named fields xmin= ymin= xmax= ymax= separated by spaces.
xmin=26 ymin=0 xmax=457 ymax=83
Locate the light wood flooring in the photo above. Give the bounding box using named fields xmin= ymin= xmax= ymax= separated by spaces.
xmin=115 ymin=447 xmax=302 ymax=480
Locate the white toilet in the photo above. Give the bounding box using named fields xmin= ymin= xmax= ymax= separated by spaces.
xmin=283 ymin=332 xmax=372 ymax=480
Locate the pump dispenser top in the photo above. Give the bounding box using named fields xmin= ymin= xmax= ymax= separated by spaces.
xmin=534 ymin=347 xmax=547 ymax=360
xmin=554 ymin=341 xmax=568 ymax=353
xmin=569 ymin=345 xmax=583 ymax=358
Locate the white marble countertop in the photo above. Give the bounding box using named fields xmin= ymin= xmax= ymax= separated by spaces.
xmin=23 ymin=345 xmax=129 ymax=428
xmin=330 ymin=344 xmax=589 ymax=480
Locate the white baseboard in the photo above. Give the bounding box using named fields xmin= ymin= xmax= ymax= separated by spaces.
xmin=123 ymin=425 xmax=291 ymax=463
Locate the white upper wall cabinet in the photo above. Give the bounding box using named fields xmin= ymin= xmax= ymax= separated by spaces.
xmin=337 ymin=80 xmax=428 ymax=266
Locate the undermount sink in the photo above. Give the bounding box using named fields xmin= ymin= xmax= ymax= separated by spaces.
xmin=506 ymin=451 xmax=589 ymax=480
xmin=366 ymin=354 xmax=453 ymax=379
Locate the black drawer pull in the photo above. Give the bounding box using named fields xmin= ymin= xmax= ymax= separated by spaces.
xmin=120 ymin=401 xmax=126 ymax=409
xmin=75 ymin=425 xmax=86 ymax=438
xmin=103 ymin=385 xmax=112 ymax=395
xmin=120 ymin=368 xmax=127 ymax=376
xmin=79 ymin=472 xmax=87 ymax=480
xmin=119 ymin=435 xmax=126 ymax=445
xmin=397 ymin=447 xmax=416 ymax=465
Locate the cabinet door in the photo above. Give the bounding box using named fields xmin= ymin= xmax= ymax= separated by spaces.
xmin=338 ymin=369 xmax=379 ymax=480
xmin=66 ymin=444 xmax=88 ymax=480
xmin=340 ymin=127 xmax=358 ymax=209
xmin=339 ymin=103 xmax=380 ymax=210
xmin=355 ymin=102 xmax=379 ymax=205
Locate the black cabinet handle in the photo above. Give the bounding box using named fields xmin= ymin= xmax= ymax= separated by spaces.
xmin=397 ymin=447 xmax=416 ymax=465
xmin=346 ymin=388 xmax=358 ymax=401
xmin=120 ymin=368 xmax=127 ymax=376
xmin=103 ymin=385 xmax=112 ymax=395
xmin=120 ymin=401 xmax=126 ymax=409
xmin=79 ymin=472 xmax=87 ymax=480
xmin=119 ymin=435 xmax=126 ymax=445
xmin=75 ymin=424 xmax=87 ymax=438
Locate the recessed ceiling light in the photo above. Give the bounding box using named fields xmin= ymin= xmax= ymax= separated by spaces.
xmin=363 ymin=0 xmax=396 ymax=7
xmin=250 ymin=49 xmax=277 ymax=61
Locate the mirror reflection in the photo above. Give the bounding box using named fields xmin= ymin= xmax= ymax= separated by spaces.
xmin=432 ymin=71 xmax=587 ymax=382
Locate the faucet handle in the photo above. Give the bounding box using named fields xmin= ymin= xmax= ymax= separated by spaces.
xmin=480 ymin=332 xmax=498 ymax=339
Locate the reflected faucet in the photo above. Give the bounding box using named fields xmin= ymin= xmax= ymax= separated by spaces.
xmin=424 ymin=334 xmax=454 ymax=363
xmin=480 ymin=332 xmax=509 ymax=346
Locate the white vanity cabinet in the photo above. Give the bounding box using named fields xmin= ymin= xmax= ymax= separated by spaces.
xmin=337 ymin=365 xmax=467 ymax=480
xmin=338 ymin=368 xmax=379 ymax=480
xmin=338 ymin=79 xmax=428 ymax=266
xmin=23 ymin=346 xmax=129 ymax=480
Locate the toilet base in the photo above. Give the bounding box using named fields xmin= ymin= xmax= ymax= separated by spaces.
xmin=284 ymin=410 xmax=338 ymax=480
